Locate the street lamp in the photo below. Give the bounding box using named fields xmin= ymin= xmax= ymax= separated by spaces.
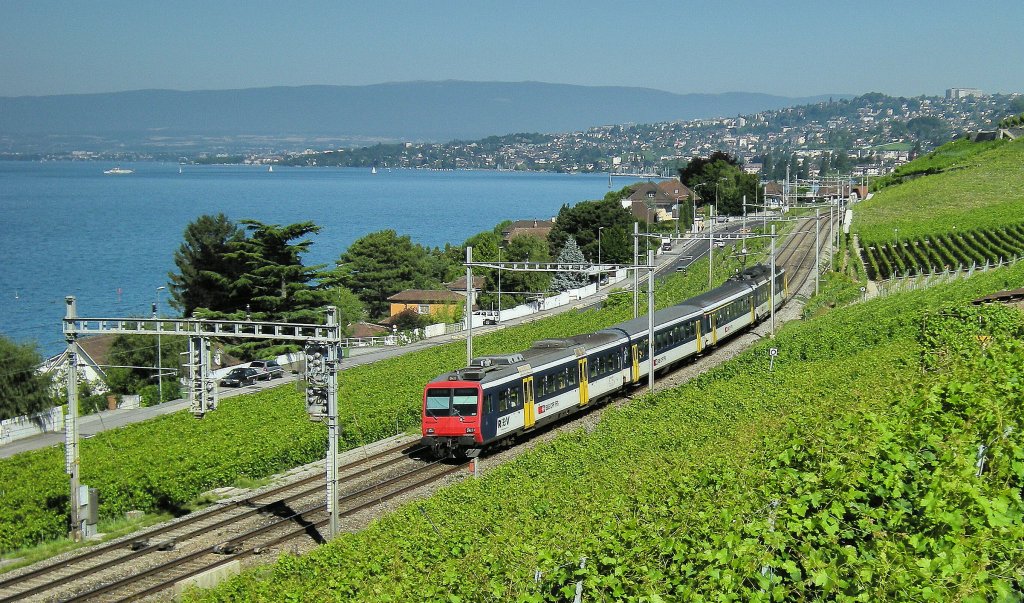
xmin=708 ymin=178 xmax=726 ymax=289
xmin=597 ymin=226 xmax=605 ymax=288
xmin=154 ymin=286 xmax=166 ymax=403
xmin=894 ymin=227 xmax=899 ymax=248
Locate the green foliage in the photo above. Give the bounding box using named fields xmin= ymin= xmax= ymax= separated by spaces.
xmin=322 ymin=286 xmax=367 ymax=334
xmin=550 ymin=236 xmax=588 ymax=292
xmin=500 ymin=235 xmax=552 ymax=299
xmin=861 ymin=222 xmax=1024 ymax=279
xmin=547 ymin=191 xmax=636 ymax=264
xmin=679 ymin=152 xmax=759 ymax=217
xmin=189 ymin=261 xmax=1024 ymax=603
xmin=917 ymin=303 xmax=1024 ymax=373
xmin=331 ymin=229 xmax=439 ymax=319
xmin=854 ymin=137 xmax=1024 ymax=264
xmin=870 ymin=137 xmax=1007 ymax=192
xmin=168 ymin=213 xmax=245 ymax=316
xmin=801 ymin=271 xmax=865 ymax=319
xmin=0 ymin=336 xmax=54 ymax=420
xmin=104 ymin=334 xmax=187 ymax=396
xmin=0 ymin=389 xmax=325 ymax=552
xmin=227 ymin=220 xmax=328 ymax=322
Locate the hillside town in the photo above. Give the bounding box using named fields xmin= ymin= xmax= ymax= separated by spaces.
xmin=277 ymin=89 xmax=1021 ymax=179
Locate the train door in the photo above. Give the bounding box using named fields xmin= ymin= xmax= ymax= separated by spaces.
xmin=711 ymin=312 xmax=718 ymax=345
xmin=578 ymin=358 xmax=589 ymax=406
xmin=696 ymin=320 xmax=703 ymax=353
xmin=750 ymin=296 xmax=756 ymax=323
xmin=523 ymin=376 xmax=536 ymax=429
xmin=631 ymin=344 xmax=640 ymax=383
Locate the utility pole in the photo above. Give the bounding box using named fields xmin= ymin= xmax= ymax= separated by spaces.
xmin=466 ymin=246 xmax=474 ymax=365
xmin=770 ymin=225 xmax=777 ymax=338
xmin=64 ymin=296 xmax=81 ymax=541
xmin=633 ymin=222 xmax=639 ymax=318
xmin=154 ymin=286 xmax=165 ymax=403
xmin=324 ymin=306 xmax=339 ymax=539
xmin=647 ymin=250 xmax=655 ymax=392
xmin=815 ymin=209 xmax=820 ymax=295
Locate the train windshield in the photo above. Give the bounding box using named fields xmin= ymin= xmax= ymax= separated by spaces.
xmin=425 ymin=387 xmax=479 ymax=417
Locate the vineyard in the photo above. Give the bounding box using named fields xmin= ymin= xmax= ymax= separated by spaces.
xmin=188 ymin=261 xmax=1024 ymax=602
xmin=0 ymin=245 xmax=766 ymax=555
xmin=853 ymin=137 xmax=1024 ymax=248
xmin=859 ymin=221 xmax=1024 ymax=280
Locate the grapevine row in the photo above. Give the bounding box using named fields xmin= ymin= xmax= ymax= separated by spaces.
xmin=859 ymin=222 xmax=1024 ymax=279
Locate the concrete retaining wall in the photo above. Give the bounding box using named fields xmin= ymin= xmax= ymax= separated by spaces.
xmin=0 ymin=406 xmax=64 ymax=445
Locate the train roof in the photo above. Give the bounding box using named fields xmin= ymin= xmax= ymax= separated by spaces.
xmin=428 ymin=264 xmax=780 ymax=388
xmin=609 ymin=303 xmax=702 ymax=337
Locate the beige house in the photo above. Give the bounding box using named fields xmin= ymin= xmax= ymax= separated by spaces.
xmin=386 ymin=289 xmax=470 ymax=318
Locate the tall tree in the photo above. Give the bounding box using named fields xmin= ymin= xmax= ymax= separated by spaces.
xmin=0 ymin=337 xmax=54 ymax=420
xmin=331 ymin=230 xmax=434 ymax=319
xmin=547 ymin=188 xmax=636 ymax=263
xmin=678 ymin=151 xmax=740 ymax=186
xmin=551 ymin=236 xmax=589 ymax=292
xmin=227 ymin=220 xmax=327 ymax=322
xmin=167 ymin=214 xmax=244 ymax=316
xmin=500 ymin=235 xmax=551 ymax=300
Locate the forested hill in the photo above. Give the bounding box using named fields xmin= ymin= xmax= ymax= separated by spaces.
xmin=0 ymin=81 xmax=839 ymax=151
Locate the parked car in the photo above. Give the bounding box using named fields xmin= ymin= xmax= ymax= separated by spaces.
xmin=220 ymin=367 xmax=259 ymax=388
xmin=249 ymin=359 xmax=285 ymax=380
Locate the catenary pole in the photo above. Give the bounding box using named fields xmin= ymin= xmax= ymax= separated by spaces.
xmin=770 ymin=225 xmax=777 ymax=338
xmin=64 ymin=296 xmax=81 ymax=540
xmin=325 ymin=306 xmax=339 ymax=539
xmin=815 ymin=208 xmax=820 ymax=295
xmin=647 ymin=250 xmax=655 ymax=392
xmin=633 ymin=222 xmax=639 ymax=318
xmin=466 ymin=246 xmax=474 ymax=364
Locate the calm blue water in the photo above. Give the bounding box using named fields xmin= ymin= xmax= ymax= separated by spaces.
xmin=0 ymin=162 xmax=610 ymax=356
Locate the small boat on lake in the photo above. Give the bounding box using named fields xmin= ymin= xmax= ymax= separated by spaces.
xmin=103 ymin=167 xmax=133 ymax=175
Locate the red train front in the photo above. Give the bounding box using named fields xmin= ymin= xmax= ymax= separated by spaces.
xmin=421 ymin=381 xmax=483 ymax=458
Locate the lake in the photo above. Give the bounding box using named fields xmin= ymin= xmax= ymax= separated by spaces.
xmin=0 ymin=162 xmax=613 ymax=356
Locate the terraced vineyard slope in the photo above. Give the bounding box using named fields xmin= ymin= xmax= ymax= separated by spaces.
xmin=853 ymin=137 xmax=1024 ymax=279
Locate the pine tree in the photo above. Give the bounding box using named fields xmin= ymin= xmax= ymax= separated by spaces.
xmin=551 ymin=236 xmax=589 ymax=292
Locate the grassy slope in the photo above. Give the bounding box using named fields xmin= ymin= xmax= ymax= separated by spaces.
xmin=853 ymin=137 xmax=1024 ymax=246
xmin=188 ymin=259 xmax=1024 ymax=603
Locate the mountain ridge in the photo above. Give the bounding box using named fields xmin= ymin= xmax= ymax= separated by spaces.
xmin=0 ymin=81 xmax=848 ymax=151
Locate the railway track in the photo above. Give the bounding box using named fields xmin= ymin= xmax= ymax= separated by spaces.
xmin=774 ymin=213 xmax=832 ymax=298
xmin=0 ymin=219 xmax=834 ymax=602
xmin=0 ymin=438 xmax=467 ymax=602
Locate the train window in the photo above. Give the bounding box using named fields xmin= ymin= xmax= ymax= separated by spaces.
xmin=568 ymin=367 xmax=576 ymax=385
xmin=452 ymin=388 xmax=478 ymax=416
xmin=558 ymin=372 xmax=566 ymax=389
xmin=590 ymin=361 xmax=598 ymax=378
xmin=426 ymin=388 xmax=452 ymax=417
xmin=485 ymin=394 xmax=496 ymax=414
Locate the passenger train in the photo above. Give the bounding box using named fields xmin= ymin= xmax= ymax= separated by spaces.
xmin=421 ymin=264 xmax=787 ymax=459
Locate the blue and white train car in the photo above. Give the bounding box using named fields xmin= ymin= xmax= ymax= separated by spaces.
xmin=421 ymin=264 xmax=786 ymax=458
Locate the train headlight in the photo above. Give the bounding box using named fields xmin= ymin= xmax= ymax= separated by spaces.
xmin=465 ymin=427 xmax=475 ymax=433
xmin=426 ymin=428 xmax=435 ymax=434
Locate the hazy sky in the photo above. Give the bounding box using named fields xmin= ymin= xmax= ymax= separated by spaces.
xmin=2 ymin=0 xmax=1020 ymax=98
